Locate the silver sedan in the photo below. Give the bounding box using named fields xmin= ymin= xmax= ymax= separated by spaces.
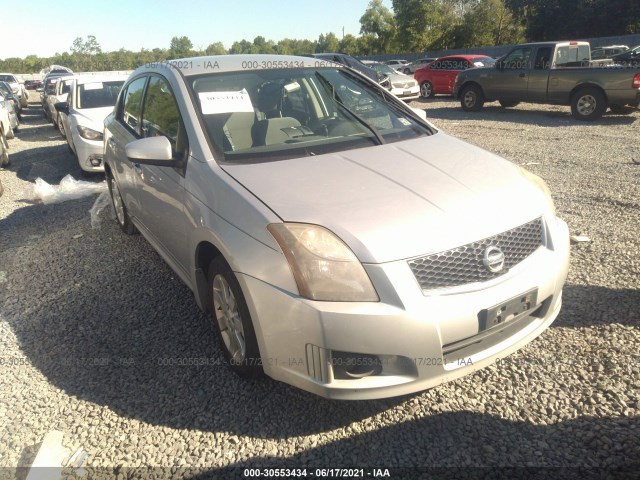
xmin=104 ymin=55 xmax=570 ymax=399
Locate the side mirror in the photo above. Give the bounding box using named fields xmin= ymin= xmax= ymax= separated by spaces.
xmin=54 ymin=102 xmax=69 ymax=115
xmin=125 ymin=136 xmax=180 ymax=167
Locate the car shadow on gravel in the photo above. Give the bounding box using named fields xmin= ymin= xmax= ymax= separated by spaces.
xmin=1 ymin=200 xmax=405 ymax=439
xmin=554 ymin=284 xmax=640 ymax=328
xmin=2 ymin=194 xmax=637 ymax=441
xmin=192 ymin=413 xmax=638 ymax=477
xmin=422 ymin=103 xmax=638 ymax=127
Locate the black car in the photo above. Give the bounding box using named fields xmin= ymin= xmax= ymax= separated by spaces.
xmin=611 ymin=45 xmax=640 ymax=67
xmin=311 ymin=53 xmax=388 ymax=86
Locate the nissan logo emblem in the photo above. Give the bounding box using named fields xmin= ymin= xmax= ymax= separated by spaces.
xmin=483 ymin=246 xmax=505 ymax=273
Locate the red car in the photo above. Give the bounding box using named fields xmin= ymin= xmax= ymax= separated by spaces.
xmin=415 ymin=55 xmax=495 ymax=98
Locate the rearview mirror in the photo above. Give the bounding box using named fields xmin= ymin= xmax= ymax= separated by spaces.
xmin=125 ymin=136 xmax=180 ymax=167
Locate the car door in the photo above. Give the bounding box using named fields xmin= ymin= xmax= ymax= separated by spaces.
xmin=134 ymin=75 xmax=189 ymax=273
xmin=528 ymin=46 xmax=553 ymax=102
xmin=484 ymin=47 xmax=532 ymax=101
xmin=106 ymin=75 xmax=148 ymax=218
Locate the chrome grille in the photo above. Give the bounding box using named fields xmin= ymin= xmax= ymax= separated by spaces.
xmin=408 ymin=218 xmax=543 ymax=290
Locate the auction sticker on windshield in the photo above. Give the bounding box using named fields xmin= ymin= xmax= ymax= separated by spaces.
xmin=198 ymin=89 xmax=253 ymax=115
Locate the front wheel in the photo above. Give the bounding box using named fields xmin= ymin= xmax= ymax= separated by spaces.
xmin=571 ymin=87 xmax=606 ymax=120
xmin=106 ymin=172 xmax=137 ymax=234
xmin=420 ymin=81 xmax=434 ymax=99
xmin=208 ymin=256 xmax=263 ymax=378
xmin=460 ymin=85 xmax=485 ymax=112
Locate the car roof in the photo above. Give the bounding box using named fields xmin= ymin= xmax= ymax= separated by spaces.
xmin=74 ymin=74 xmax=130 ymax=84
xmin=436 ymin=54 xmax=492 ymax=60
xmin=130 ymin=54 xmax=344 ymax=78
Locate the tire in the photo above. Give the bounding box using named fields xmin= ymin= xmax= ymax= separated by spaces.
xmin=460 ymin=84 xmax=485 ymax=112
xmin=571 ymin=87 xmax=606 ymax=121
xmin=609 ymin=104 xmax=635 ymax=115
xmin=57 ymin=118 xmax=66 ymax=138
xmin=499 ymin=100 xmax=520 ymax=108
xmin=106 ymin=171 xmax=137 ymax=235
xmin=208 ymin=256 xmax=262 ymax=379
xmin=420 ymin=81 xmax=434 ymax=99
xmin=403 ymin=68 xmax=411 ymax=75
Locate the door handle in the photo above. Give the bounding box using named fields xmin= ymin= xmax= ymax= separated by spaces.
xmin=519 ymin=73 xmax=526 ymax=78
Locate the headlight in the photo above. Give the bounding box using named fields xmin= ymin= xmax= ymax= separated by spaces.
xmin=77 ymin=125 xmax=103 ymax=141
xmin=268 ymin=223 xmax=378 ymax=302
xmin=519 ymin=167 xmax=556 ymax=215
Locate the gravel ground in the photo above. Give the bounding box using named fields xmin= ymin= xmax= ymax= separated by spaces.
xmin=0 ymin=92 xmax=639 ymax=479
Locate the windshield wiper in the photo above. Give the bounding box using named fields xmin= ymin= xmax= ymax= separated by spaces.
xmin=314 ymin=72 xmax=385 ymax=145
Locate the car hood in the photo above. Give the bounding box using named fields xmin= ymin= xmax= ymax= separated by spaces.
xmin=222 ymin=133 xmax=547 ymax=264
xmin=71 ymin=106 xmax=113 ymax=129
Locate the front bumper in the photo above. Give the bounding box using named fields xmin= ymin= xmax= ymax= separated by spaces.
xmin=238 ymin=216 xmax=570 ymax=399
xmin=73 ymin=134 xmax=105 ymax=172
xmin=391 ymin=85 xmax=420 ymax=101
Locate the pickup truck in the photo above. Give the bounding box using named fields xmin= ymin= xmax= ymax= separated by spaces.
xmin=453 ymin=41 xmax=640 ymax=120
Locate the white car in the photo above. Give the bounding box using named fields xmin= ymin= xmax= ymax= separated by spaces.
xmin=0 ymin=93 xmax=18 ymax=139
xmin=46 ymin=75 xmax=76 ymax=134
xmin=0 ymin=101 xmax=12 ymax=164
xmin=103 ymin=55 xmax=570 ymax=400
xmin=0 ymin=73 xmax=28 ymax=108
xmin=56 ymin=75 xmax=128 ymax=173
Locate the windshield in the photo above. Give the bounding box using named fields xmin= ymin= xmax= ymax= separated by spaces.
xmin=473 ymin=57 xmax=496 ymax=68
xmin=0 ymin=75 xmax=16 ymax=83
xmin=370 ymin=64 xmax=396 ymax=75
xmin=77 ymin=81 xmax=125 ymax=109
xmin=190 ymin=67 xmax=432 ymax=163
xmin=0 ymin=82 xmax=11 ymax=96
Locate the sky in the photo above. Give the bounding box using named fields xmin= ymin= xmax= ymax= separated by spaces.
xmin=1 ymin=0 xmax=394 ymax=60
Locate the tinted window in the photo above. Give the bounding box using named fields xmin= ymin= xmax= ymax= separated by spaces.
xmin=141 ymin=76 xmax=185 ymax=158
xmin=534 ymin=47 xmax=552 ymax=69
xmin=120 ymin=77 xmax=147 ymax=134
xmin=77 ymin=81 xmax=124 ymax=109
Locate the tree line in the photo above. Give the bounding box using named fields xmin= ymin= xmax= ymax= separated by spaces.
xmin=1 ymin=0 xmax=638 ymax=74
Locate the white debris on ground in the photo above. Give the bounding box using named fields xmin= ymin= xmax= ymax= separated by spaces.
xmin=29 ymin=175 xmax=106 ymax=205
xmin=89 ymin=191 xmax=114 ymax=229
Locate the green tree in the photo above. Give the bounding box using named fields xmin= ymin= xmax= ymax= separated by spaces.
xmin=316 ymin=33 xmax=340 ymax=53
xmin=360 ymin=0 xmax=397 ymax=53
xmin=338 ymin=34 xmax=360 ymax=55
xmin=169 ymin=36 xmax=193 ymax=58
xmin=205 ymin=42 xmax=227 ymax=55
xmin=391 ymin=0 xmax=449 ymax=52
xmin=454 ymin=0 xmax=524 ymax=47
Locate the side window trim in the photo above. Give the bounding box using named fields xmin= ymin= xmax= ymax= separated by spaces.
xmin=118 ymin=75 xmax=149 ymax=137
xmin=140 ymin=74 xmax=189 ymax=164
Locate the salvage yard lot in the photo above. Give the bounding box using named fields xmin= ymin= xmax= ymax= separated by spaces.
xmin=0 ymin=92 xmax=639 ymax=477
